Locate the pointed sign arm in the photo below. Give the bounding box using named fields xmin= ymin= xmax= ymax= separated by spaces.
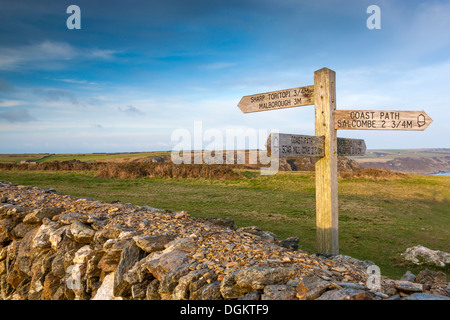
xmin=335 ymin=110 xmax=433 ymax=131
xmin=238 ymin=85 xmax=314 ymax=113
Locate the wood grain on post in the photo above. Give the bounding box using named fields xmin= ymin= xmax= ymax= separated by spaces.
xmin=314 ymin=68 xmax=339 ymax=255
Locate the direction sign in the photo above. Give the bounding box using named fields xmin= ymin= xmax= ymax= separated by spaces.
xmin=266 ymin=133 xmax=366 ymax=157
xmin=337 ymin=138 xmax=366 ymax=156
xmin=335 ymin=110 xmax=433 ymax=131
xmin=266 ymin=133 xmax=324 ymax=157
xmin=238 ymin=85 xmax=314 ymax=113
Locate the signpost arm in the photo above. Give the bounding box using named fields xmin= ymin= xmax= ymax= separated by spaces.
xmin=314 ymin=68 xmax=339 ymax=254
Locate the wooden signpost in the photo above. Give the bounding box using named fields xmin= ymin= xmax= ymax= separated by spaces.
xmin=238 ymin=67 xmax=433 ymax=255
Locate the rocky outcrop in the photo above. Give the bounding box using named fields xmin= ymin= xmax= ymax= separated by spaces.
xmin=0 ymin=182 xmax=448 ymax=300
xmin=279 ymin=156 xmax=362 ymax=172
xmin=401 ymin=245 xmax=450 ymax=267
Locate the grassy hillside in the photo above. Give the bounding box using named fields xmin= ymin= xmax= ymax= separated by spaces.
xmin=350 ymin=148 xmax=450 ymax=174
xmin=0 ymin=154 xmax=51 ymax=163
xmin=351 ymin=148 xmax=450 ymax=161
xmin=0 ymin=169 xmax=448 ymax=280
xmin=0 ymin=152 xmax=171 ymax=163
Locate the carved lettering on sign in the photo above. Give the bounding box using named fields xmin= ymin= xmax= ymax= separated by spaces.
xmin=238 ymin=86 xmax=314 ymax=113
xmin=335 ymin=110 xmax=432 ymax=131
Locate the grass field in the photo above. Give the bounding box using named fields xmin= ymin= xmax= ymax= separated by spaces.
xmin=0 ymin=152 xmax=171 ymax=163
xmin=351 ymin=148 xmax=450 ymax=163
xmin=0 ymin=154 xmax=51 ymax=163
xmin=0 ymin=169 xmax=448 ymax=280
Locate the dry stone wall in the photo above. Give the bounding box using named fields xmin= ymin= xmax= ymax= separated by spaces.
xmin=0 ymin=182 xmax=448 ymax=300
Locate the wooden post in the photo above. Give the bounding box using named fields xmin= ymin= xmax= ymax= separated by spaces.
xmin=314 ymin=68 xmax=339 ymax=254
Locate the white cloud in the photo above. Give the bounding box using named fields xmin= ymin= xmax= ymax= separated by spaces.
xmin=54 ymin=78 xmax=99 ymax=85
xmin=0 ymin=108 xmax=35 ymax=123
xmin=0 ymin=40 xmax=118 ymax=71
xmin=36 ymin=41 xmax=76 ymax=60
xmin=118 ymin=105 xmax=146 ymax=116
xmin=0 ymin=100 xmax=24 ymax=107
xmin=199 ymin=62 xmax=235 ymax=70
xmin=89 ymin=49 xmax=118 ymax=60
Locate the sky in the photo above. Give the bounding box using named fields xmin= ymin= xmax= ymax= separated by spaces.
xmin=0 ymin=0 xmax=449 ymax=153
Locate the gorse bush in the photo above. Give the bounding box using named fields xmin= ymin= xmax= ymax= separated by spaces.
xmin=95 ymin=162 xmax=244 ymax=179
xmin=0 ymin=160 xmax=99 ymax=171
xmin=0 ymin=160 xmax=244 ymax=180
xmin=339 ymin=168 xmax=408 ymax=180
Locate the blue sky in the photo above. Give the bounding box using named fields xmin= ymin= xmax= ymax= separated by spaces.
xmin=0 ymin=0 xmax=449 ymax=153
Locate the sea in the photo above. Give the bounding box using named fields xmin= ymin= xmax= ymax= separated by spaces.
xmin=432 ymin=171 xmax=450 ymax=176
